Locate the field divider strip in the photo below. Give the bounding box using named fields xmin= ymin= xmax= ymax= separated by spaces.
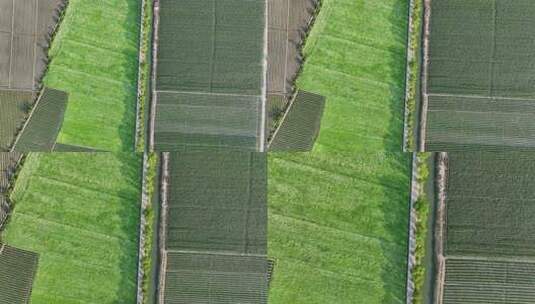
xmin=154 ymin=89 xmax=260 ymax=98
xmin=165 ymin=249 xmax=267 ymax=259
xmin=136 ymin=153 xmax=148 ymax=304
xmin=32 ymin=0 xmax=39 ymax=90
xmin=8 ymin=0 xmax=15 ymax=88
xmin=157 ymin=152 xmax=169 ymax=304
xmin=259 ymin=0 xmax=269 ymax=152
xmin=446 ymin=255 xmax=535 ymax=264
xmin=13 ymin=211 xmax=131 ymax=242
xmin=149 ymin=0 xmax=160 ymax=151
xmin=419 ymin=0 xmax=431 ymax=151
xmin=434 ymin=152 xmax=448 ymax=304
xmin=134 ymin=0 xmax=150 ymax=151
xmin=428 ymin=93 xmax=535 ymax=102
xmin=405 ymin=152 xmax=418 ymax=304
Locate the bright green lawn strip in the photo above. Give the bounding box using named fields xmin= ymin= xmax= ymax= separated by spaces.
xmin=3 ymin=153 xmax=141 ymax=303
xmin=269 ymin=152 xmax=411 ymax=303
xmin=44 ymin=0 xmax=140 ymax=151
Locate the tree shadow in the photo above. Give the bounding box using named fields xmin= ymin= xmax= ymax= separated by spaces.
xmin=113 ymin=152 xmax=144 ymax=302
xmin=377 ymin=152 xmax=412 ymax=303
xmin=383 ymin=0 xmax=411 ymax=153
xmin=117 ymin=0 xmax=142 ymax=152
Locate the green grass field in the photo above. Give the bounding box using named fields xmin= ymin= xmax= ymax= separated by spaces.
xmin=2 ymin=153 xmax=141 ymax=303
xmin=298 ymin=0 xmax=408 ymax=152
xmin=268 ymin=0 xmax=410 ymax=303
xmin=44 ymin=0 xmax=140 ymax=151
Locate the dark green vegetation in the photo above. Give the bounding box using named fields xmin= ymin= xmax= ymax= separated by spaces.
xmin=426 ymin=95 xmax=535 ymax=151
xmin=2 ymin=153 xmax=142 ymax=303
xmin=161 ymin=152 xmax=267 ymax=303
xmin=269 ymin=152 xmax=411 ymax=303
xmin=0 ymin=244 xmax=39 ymax=304
xmin=440 ymin=152 xmax=535 ymax=303
xmin=0 ymin=91 xmax=34 ymax=151
xmin=156 ymin=0 xmax=264 ymax=94
xmin=165 ymin=152 xmax=266 ymax=253
xmin=153 ymin=0 xmax=265 ymax=151
xmin=0 ymin=0 xmax=65 ymax=90
xmin=296 ymin=0 xmax=408 ymax=152
xmin=269 ymin=90 xmax=325 ymax=151
xmin=140 ymin=153 xmax=157 ymax=304
xmin=446 ymin=152 xmax=535 ymax=257
xmin=443 ymin=259 xmax=535 ymax=303
xmin=52 ymin=143 xmax=100 ymax=152
xmin=44 ymin=0 xmax=140 ymax=151
xmin=267 ymin=0 xmax=317 ymax=97
xmin=136 ymin=0 xmax=153 ymax=152
xmin=411 ymin=153 xmax=431 ymax=304
xmin=13 ymin=88 xmax=68 ymax=152
xmin=425 ymin=0 xmax=535 ymax=150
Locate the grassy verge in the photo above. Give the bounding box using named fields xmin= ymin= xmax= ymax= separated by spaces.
xmin=404 ymin=0 xmax=423 ymax=151
xmin=2 ymin=153 xmax=142 ymax=303
xmin=44 ymin=0 xmax=141 ymax=151
xmin=411 ymin=153 xmax=431 ymax=304
xmin=136 ymin=0 xmax=153 ymax=152
xmin=140 ymin=152 xmax=157 ymax=304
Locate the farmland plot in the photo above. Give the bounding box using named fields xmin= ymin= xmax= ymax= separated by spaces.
xmin=13 ymin=88 xmax=68 ymax=152
xmin=153 ymin=0 xmax=266 ymax=151
xmin=269 ymin=152 xmax=411 ymax=303
xmin=437 ymin=152 xmax=535 ymax=303
xmin=44 ymin=0 xmax=140 ymax=151
xmin=424 ymin=0 xmax=535 ymax=150
xmin=269 ymin=90 xmax=325 ymax=151
xmin=445 ymin=152 xmax=535 ymax=257
xmin=294 ymin=0 xmax=408 ymax=152
xmin=0 ymin=0 xmax=65 ymax=90
xmin=0 ymin=244 xmax=39 ymax=304
xmin=2 ymin=153 xmax=142 ymax=303
xmin=160 ymin=152 xmax=268 ymax=303
xmin=267 ymin=0 xmax=317 ymax=98
xmin=268 ymin=0 xmax=411 ymax=302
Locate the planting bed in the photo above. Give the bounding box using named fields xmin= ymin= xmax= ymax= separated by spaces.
xmin=423 ymin=0 xmax=535 ymax=150
xmin=160 ymin=152 xmax=268 ymax=303
xmin=13 ymin=88 xmax=68 ymax=152
xmin=269 ymin=90 xmax=325 ymax=151
xmin=437 ymin=152 xmax=535 ymax=303
xmin=0 ymin=244 xmax=39 ymax=304
xmin=153 ymin=0 xmax=266 ymax=151
xmin=0 ymin=0 xmax=65 ymax=90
